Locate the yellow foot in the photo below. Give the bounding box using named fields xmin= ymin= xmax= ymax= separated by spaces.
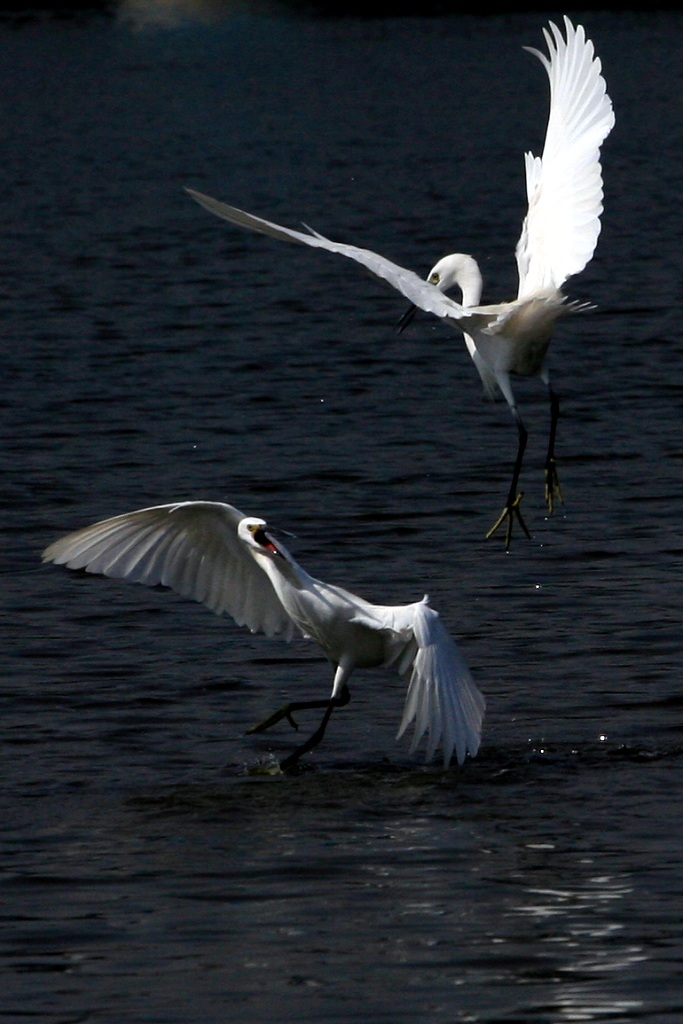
xmin=485 ymin=493 xmax=531 ymax=551
xmin=544 ymin=458 xmax=564 ymax=514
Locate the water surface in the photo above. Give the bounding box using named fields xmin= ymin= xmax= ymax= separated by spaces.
xmin=2 ymin=8 xmax=682 ymax=1023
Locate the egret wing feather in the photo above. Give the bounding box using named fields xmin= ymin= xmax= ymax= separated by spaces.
xmin=515 ymin=17 xmax=614 ymax=297
xmin=352 ymin=597 xmax=484 ymax=766
xmin=397 ymin=600 xmax=485 ymax=767
xmin=42 ymin=501 xmax=295 ymax=640
xmin=186 ymin=188 xmax=474 ymax=326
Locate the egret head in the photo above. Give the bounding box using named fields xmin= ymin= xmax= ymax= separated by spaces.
xmin=425 ymin=253 xmax=483 ymax=304
xmin=396 ymin=252 xmax=482 ymax=334
xmin=239 ymin=517 xmax=282 ymax=557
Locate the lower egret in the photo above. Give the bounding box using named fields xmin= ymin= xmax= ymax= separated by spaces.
xmin=186 ymin=17 xmax=614 ymax=549
xmin=43 ymin=501 xmax=485 ymax=769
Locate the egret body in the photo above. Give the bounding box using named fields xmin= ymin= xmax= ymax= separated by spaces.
xmin=43 ymin=501 xmax=485 ymax=769
xmin=187 ymin=18 xmax=614 ymax=548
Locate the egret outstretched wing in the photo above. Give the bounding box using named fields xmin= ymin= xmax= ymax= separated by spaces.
xmin=516 ymin=17 xmax=615 ymax=298
xmin=186 ymin=188 xmax=475 ymax=326
xmin=42 ymin=501 xmax=295 ymax=640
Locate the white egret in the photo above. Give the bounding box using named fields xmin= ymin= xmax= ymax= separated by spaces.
xmin=42 ymin=501 xmax=485 ymax=769
xmin=186 ymin=17 xmax=614 ymax=549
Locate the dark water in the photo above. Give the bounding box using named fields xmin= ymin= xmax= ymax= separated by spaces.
xmin=2 ymin=6 xmax=683 ymax=1023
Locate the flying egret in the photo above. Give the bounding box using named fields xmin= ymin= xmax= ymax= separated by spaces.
xmin=186 ymin=17 xmax=614 ymax=549
xmin=42 ymin=501 xmax=485 ymax=769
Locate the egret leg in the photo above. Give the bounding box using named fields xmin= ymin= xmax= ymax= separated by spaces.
xmin=246 ymin=704 xmax=306 ymax=734
xmin=486 ymin=411 xmax=531 ymax=551
xmin=278 ymin=686 xmax=351 ymax=770
xmin=544 ymin=385 xmax=564 ymax=513
xmin=247 ymin=685 xmax=351 ymax=767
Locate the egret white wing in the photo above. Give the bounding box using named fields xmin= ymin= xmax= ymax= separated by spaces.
xmin=353 ymin=597 xmax=484 ymax=766
xmin=42 ymin=501 xmax=295 ymax=640
xmin=186 ymin=188 xmax=475 ymax=326
xmin=397 ymin=600 xmax=484 ymax=767
xmin=515 ymin=17 xmax=614 ymax=298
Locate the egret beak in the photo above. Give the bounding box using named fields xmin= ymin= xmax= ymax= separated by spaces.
xmin=268 ymin=526 xmax=297 ymax=542
xmin=396 ymin=303 xmax=418 ymax=335
xmin=254 ymin=525 xmax=297 ymax=557
xmin=253 ymin=526 xmax=283 ymax=556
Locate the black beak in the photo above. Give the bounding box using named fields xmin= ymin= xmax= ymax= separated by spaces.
xmin=269 ymin=526 xmax=297 ymax=541
xmin=396 ymin=303 xmax=418 ymax=335
xmin=254 ymin=525 xmax=296 ymax=556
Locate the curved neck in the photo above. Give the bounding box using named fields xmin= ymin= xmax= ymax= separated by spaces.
xmin=430 ymin=253 xmax=483 ymax=308
xmin=452 ymin=256 xmax=483 ymax=308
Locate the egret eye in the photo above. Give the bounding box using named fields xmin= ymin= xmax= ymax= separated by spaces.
xmin=429 ymin=273 xmax=441 ymax=286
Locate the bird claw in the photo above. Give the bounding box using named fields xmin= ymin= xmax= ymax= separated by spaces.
xmin=246 ymin=705 xmax=299 ymax=735
xmin=485 ymin=493 xmax=531 ymax=551
xmin=544 ymin=458 xmax=564 ymax=514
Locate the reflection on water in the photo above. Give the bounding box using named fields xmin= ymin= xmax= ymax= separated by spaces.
xmin=512 ymin=851 xmax=645 ymax=1021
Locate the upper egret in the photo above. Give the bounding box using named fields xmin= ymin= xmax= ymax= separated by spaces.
xmin=186 ymin=17 xmax=614 ymax=549
xmin=43 ymin=500 xmax=485 ymax=769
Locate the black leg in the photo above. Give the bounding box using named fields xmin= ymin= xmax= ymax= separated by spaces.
xmin=486 ymin=410 xmax=531 ymax=551
xmin=247 ymin=685 xmax=351 ymax=768
xmin=247 ymin=699 xmax=331 ymax=735
xmin=544 ymin=385 xmax=564 ymax=514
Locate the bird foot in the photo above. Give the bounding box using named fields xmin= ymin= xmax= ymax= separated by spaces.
xmin=246 ymin=705 xmax=299 ymax=735
xmin=544 ymin=458 xmax=564 ymax=514
xmin=485 ymin=493 xmax=531 ymax=551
